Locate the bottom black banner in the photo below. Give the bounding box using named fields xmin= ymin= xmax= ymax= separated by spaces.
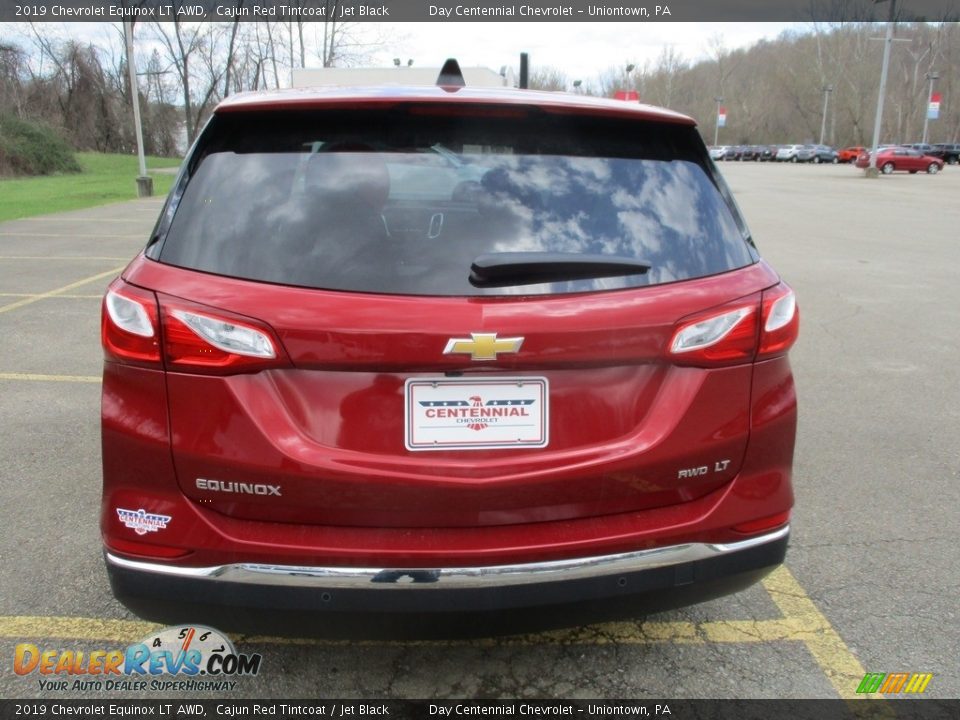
xmin=2 ymin=700 xmax=959 ymax=720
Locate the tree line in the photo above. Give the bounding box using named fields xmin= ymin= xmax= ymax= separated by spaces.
xmin=0 ymin=18 xmax=389 ymax=159
xmin=1 ymin=20 xmax=957 ymax=167
xmin=546 ymin=23 xmax=959 ymax=146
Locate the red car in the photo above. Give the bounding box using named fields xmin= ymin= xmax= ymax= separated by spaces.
xmin=838 ymin=146 xmax=866 ymax=163
xmin=101 ymin=61 xmax=799 ymax=637
xmin=856 ymin=146 xmax=944 ymax=174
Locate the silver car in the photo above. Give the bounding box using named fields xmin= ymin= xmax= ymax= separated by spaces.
xmin=776 ymin=144 xmax=803 ymax=162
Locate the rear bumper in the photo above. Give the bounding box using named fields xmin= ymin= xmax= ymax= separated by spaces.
xmin=106 ymin=526 xmax=788 ymax=639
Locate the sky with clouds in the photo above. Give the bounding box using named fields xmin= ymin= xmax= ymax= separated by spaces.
xmin=2 ymin=21 xmax=805 ymax=87
xmin=376 ymin=22 xmax=801 ymax=81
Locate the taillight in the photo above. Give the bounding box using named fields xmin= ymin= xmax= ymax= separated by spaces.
xmin=669 ymin=296 xmax=760 ymax=367
xmin=758 ymin=283 xmax=799 ymax=359
xmin=160 ymin=297 xmax=288 ymax=374
xmin=669 ymin=283 xmax=798 ymax=367
xmin=101 ymin=279 xmax=161 ymax=366
xmin=103 ymin=281 xmax=289 ymax=374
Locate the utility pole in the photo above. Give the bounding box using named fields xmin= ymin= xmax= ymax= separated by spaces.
xmin=819 ymin=85 xmax=834 ymax=145
xmin=124 ymin=21 xmax=152 ymax=197
xmin=865 ymin=0 xmax=897 ymax=177
xmin=714 ymin=96 xmax=724 ymax=147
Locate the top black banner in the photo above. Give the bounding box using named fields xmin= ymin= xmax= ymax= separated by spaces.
xmin=1 ymin=0 xmax=959 ymax=22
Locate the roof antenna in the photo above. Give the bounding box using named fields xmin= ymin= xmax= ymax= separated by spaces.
xmin=436 ymin=59 xmax=466 ymax=87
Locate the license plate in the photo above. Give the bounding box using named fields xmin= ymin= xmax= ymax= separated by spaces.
xmin=405 ymin=377 xmax=549 ymax=451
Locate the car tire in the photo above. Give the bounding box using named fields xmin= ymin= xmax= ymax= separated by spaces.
xmin=881 ymin=162 xmax=894 ymax=175
xmin=813 ymin=156 xmax=821 ymax=164
xmin=947 ymin=157 xmax=958 ymax=165
xmin=790 ymin=156 xmax=798 ymax=163
xmin=927 ymin=163 xmax=940 ymax=175
xmin=832 ymin=157 xmax=839 ymax=164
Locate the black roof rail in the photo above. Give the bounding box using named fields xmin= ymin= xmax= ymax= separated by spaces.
xmin=436 ymin=59 xmax=466 ymax=87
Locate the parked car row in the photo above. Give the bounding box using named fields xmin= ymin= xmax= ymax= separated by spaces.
xmin=709 ymin=145 xmax=778 ymax=162
xmin=709 ymin=144 xmax=839 ymax=163
xmin=709 ymin=141 xmax=957 ymax=173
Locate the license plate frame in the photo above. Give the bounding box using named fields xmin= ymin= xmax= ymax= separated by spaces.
xmin=404 ymin=377 xmax=549 ymax=452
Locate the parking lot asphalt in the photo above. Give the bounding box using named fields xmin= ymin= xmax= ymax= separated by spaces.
xmin=1 ymin=163 xmax=958 ymax=701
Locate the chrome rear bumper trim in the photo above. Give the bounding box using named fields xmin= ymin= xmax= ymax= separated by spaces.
xmin=106 ymin=525 xmax=788 ymax=590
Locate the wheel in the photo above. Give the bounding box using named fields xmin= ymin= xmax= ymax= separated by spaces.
xmin=813 ymin=156 xmax=821 ymax=164
xmin=832 ymin=157 xmax=839 ymax=164
xmin=927 ymin=163 xmax=940 ymax=174
xmin=881 ymin=162 xmax=894 ymax=174
xmin=947 ymin=157 xmax=957 ymax=165
xmin=791 ymin=156 xmax=798 ymax=163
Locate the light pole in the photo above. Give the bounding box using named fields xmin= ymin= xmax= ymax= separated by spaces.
xmin=819 ymin=84 xmax=834 ymax=145
xmin=866 ymin=0 xmax=897 ymax=176
xmin=922 ymin=71 xmax=940 ymax=144
xmin=713 ymin=96 xmax=724 ymax=147
xmin=124 ymin=21 xmax=151 ymax=197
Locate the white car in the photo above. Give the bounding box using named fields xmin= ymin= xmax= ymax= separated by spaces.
xmin=776 ymin=144 xmax=803 ymax=162
xmin=709 ymin=145 xmax=728 ymax=161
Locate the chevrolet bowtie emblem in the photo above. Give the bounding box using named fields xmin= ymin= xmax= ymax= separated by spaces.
xmin=443 ymin=333 xmax=524 ymax=361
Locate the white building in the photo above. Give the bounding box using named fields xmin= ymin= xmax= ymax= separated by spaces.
xmin=292 ymin=65 xmax=516 ymax=88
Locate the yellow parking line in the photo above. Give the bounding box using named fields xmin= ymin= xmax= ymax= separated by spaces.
xmin=763 ymin=566 xmax=867 ymax=700
xmin=0 ymin=266 xmax=124 ymax=314
xmin=0 ymin=373 xmax=100 ymax=383
xmin=0 ymin=617 xmax=159 ymax=643
xmin=0 ymin=617 xmax=718 ymax=647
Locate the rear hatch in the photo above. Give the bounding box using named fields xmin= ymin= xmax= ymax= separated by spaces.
xmin=137 ymin=97 xmax=769 ymax=529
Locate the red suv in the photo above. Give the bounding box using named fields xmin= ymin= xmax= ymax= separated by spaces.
xmin=101 ymin=63 xmax=798 ymax=637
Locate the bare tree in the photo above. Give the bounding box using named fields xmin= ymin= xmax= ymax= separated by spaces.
xmin=528 ymin=66 xmax=569 ymax=92
xmin=0 ymin=42 xmax=27 ymax=117
xmin=150 ymin=18 xmax=228 ymax=145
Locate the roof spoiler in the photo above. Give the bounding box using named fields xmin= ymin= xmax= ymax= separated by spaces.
xmin=436 ymin=59 xmax=466 ymax=87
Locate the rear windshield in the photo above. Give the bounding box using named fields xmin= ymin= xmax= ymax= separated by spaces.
xmin=150 ymin=106 xmax=756 ymax=296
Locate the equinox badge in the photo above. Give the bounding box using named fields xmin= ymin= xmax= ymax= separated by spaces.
xmin=196 ymin=478 xmax=282 ymax=496
xmin=443 ymin=333 xmax=524 ymax=361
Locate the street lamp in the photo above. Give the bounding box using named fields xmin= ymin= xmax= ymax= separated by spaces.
xmin=922 ymin=71 xmax=940 ymax=144
xmin=866 ymin=0 xmax=897 ymax=176
xmin=713 ymin=96 xmax=724 ymax=147
xmin=819 ymin=84 xmax=834 ymax=145
xmin=123 ymin=21 xmax=151 ymax=198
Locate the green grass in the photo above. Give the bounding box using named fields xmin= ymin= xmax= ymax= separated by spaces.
xmin=0 ymin=152 xmax=182 ymax=222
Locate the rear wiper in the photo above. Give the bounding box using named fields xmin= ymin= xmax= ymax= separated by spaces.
xmin=470 ymin=252 xmax=651 ymax=287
